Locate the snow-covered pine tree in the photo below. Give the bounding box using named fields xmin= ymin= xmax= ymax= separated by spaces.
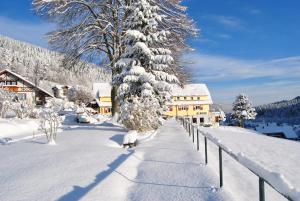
xmin=115 ymin=0 xmax=179 ymax=132
xmin=231 ymin=94 xmax=257 ymax=127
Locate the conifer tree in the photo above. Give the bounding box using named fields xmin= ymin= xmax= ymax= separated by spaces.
xmin=232 ymin=94 xmax=257 ymax=127
xmin=115 ymin=0 xmax=178 ymax=131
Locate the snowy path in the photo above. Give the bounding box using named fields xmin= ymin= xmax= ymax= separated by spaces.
xmin=127 ymin=119 xmax=234 ymax=201
xmin=0 ymin=120 xmax=233 ymax=201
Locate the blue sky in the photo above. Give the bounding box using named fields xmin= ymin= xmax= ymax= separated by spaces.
xmin=0 ymin=0 xmax=300 ymax=105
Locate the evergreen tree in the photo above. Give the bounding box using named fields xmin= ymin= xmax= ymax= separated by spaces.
xmin=115 ymin=0 xmax=178 ymax=131
xmin=231 ymin=94 xmax=257 ymax=127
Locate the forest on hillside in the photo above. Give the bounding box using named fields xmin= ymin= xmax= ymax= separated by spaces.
xmin=0 ymin=35 xmax=111 ymax=89
xmin=255 ymin=96 xmax=300 ymax=125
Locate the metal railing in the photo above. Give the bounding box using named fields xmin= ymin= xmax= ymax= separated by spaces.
xmin=180 ymin=118 xmax=293 ymax=201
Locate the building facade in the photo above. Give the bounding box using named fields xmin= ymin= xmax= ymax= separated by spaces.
xmin=92 ymin=83 xmax=222 ymax=125
xmin=164 ymin=84 xmax=214 ymax=125
xmin=0 ymin=69 xmax=53 ymax=105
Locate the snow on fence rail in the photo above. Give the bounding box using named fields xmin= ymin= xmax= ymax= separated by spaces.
xmin=178 ymin=118 xmax=299 ymax=201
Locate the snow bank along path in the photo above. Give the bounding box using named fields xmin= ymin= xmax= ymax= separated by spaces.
xmin=0 ymin=120 xmax=234 ymax=201
xmin=189 ymin=122 xmax=300 ymax=201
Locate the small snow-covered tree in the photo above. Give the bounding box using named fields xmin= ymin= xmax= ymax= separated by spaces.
xmin=231 ymin=94 xmax=257 ymax=127
xmin=115 ymin=0 xmax=178 ymax=131
xmin=40 ymin=99 xmax=63 ymax=145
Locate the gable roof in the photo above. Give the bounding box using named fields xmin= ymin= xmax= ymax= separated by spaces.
xmin=0 ymin=69 xmax=54 ymax=97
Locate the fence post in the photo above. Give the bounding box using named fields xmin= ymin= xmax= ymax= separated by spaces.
xmin=192 ymin=125 xmax=195 ymax=143
xmin=219 ymin=147 xmax=223 ymax=188
xmin=204 ymin=136 xmax=208 ymax=164
xmin=259 ymin=177 xmax=265 ymax=201
xmin=197 ymin=130 xmax=199 ymax=151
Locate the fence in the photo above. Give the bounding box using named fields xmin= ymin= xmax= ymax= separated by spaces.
xmin=179 ymin=118 xmax=293 ymax=201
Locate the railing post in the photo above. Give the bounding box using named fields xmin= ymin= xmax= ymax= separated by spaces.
xmin=192 ymin=125 xmax=195 ymax=143
xmin=197 ymin=130 xmax=199 ymax=151
xmin=189 ymin=123 xmax=191 ymax=137
xmin=219 ymin=147 xmax=223 ymax=188
xmin=259 ymin=177 xmax=265 ymax=201
xmin=204 ymin=136 xmax=208 ymax=164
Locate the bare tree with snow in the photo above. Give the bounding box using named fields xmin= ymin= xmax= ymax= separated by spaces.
xmin=232 ymin=94 xmax=257 ymax=127
xmin=33 ymin=0 xmax=197 ymax=115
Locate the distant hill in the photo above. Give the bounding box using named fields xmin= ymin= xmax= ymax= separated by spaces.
xmin=255 ymin=96 xmax=300 ymax=125
xmin=0 ymin=35 xmax=111 ymax=89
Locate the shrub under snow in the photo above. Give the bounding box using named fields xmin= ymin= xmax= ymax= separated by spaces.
xmin=121 ymin=97 xmax=161 ymax=132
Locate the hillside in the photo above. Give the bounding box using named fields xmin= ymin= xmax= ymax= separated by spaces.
xmin=0 ymin=35 xmax=111 ymax=89
xmin=255 ymin=96 xmax=300 ymax=125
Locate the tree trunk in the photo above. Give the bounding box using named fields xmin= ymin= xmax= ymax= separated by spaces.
xmin=111 ymin=85 xmax=119 ymax=116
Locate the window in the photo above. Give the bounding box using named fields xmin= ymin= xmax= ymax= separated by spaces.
xmin=197 ymin=97 xmax=201 ymax=100
xmin=193 ymin=118 xmax=197 ymax=123
xmin=200 ymin=118 xmax=204 ymax=123
xmin=178 ymin=105 xmax=188 ymax=111
xmin=177 ymin=96 xmax=180 ymax=100
xmin=169 ymin=107 xmax=173 ymax=112
xmin=184 ymin=97 xmax=187 ymax=100
xmin=193 ymin=105 xmax=203 ymax=111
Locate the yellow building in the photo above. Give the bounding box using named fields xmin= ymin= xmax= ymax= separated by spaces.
xmin=92 ymin=83 xmax=221 ymax=125
xmin=92 ymin=83 xmax=112 ymax=115
xmin=165 ymin=84 xmax=213 ymax=125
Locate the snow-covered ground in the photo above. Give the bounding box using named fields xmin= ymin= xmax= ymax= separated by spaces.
xmin=2 ymin=118 xmax=299 ymax=201
xmin=0 ymin=118 xmax=40 ymax=139
xmin=197 ymin=125 xmax=300 ymax=201
xmin=0 ymin=119 xmax=234 ymax=201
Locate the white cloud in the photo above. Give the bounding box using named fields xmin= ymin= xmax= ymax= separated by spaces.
xmin=0 ymin=16 xmax=54 ymax=47
xmin=203 ymin=15 xmax=243 ymax=29
xmin=183 ymin=53 xmax=300 ymax=105
xmin=184 ymin=53 xmax=300 ymax=81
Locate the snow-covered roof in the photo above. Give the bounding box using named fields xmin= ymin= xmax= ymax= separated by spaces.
xmin=93 ymin=83 xmax=112 ymax=98
xmin=171 ymin=84 xmax=210 ymax=96
xmin=171 ymin=84 xmax=213 ymax=104
xmin=0 ymin=69 xmax=54 ymax=97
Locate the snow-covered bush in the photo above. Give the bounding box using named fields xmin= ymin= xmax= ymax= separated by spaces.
xmin=0 ymin=89 xmax=14 ymax=118
xmin=121 ymin=97 xmax=161 ymax=132
xmin=39 ymin=99 xmax=63 ymax=145
xmin=232 ymin=94 xmax=257 ymax=127
xmin=11 ymin=102 xmax=35 ymax=119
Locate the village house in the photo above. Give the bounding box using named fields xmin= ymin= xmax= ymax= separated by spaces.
xmin=92 ymin=83 xmax=112 ymax=115
xmin=0 ymin=69 xmax=53 ymax=105
xmin=92 ymin=82 xmax=223 ymax=125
